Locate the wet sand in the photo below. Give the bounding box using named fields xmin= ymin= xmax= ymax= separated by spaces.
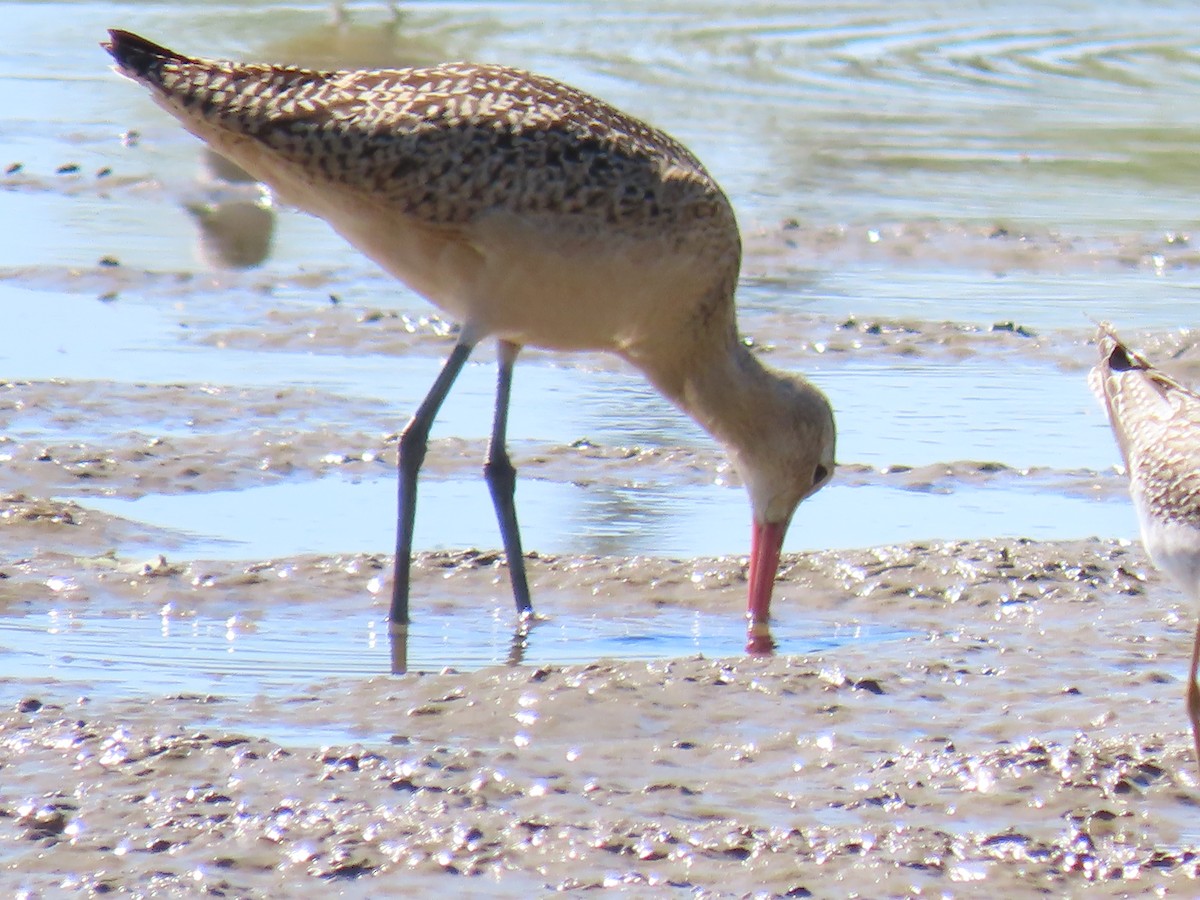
xmin=5 ymin=526 xmax=1200 ymax=895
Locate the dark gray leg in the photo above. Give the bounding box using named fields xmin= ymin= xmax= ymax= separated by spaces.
xmin=484 ymin=340 xmax=533 ymax=616
xmin=390 ymin=341 xmax=474 ymax=624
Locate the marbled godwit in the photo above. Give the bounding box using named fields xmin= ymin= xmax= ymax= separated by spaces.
xmin=1091 ymin=325 xmax=1200 ymax=767
xmin=103 ymin=30 xmax=836 ymax=651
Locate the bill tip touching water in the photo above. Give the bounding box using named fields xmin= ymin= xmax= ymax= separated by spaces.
xmin=102 ymin=28 xmax=836 ymax=652
xmin=1091 ymin=323 xmax=1200 ymax=770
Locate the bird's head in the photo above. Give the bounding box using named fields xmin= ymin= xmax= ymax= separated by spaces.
xmin=737 ymin=370 xmax=836 ymax=523
xmin=725 ymin=370 xmax=835 ymax=652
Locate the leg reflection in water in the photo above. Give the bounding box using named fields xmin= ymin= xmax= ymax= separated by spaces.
xmin=387 ymin=615 xmax=535 ymax=675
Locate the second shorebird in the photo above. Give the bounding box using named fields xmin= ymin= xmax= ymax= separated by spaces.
xmin=102 ymin=30 xmax=836 ymax=651
xmin=1091 ymin=325 xmax=1200 ymax=767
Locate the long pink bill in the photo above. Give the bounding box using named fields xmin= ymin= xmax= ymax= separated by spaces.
xmin=746 ymin=519 xmax=788 ymax=654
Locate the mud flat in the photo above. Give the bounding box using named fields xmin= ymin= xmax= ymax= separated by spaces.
xmin=3 ymin=526 xmax=1200 ymax=895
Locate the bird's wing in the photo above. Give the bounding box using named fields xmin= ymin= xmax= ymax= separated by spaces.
xmin=102 ymin=30 xmax=724 ymax=233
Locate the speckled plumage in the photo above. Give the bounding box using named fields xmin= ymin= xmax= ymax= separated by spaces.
xmin=1091 ymin=324 xmax=1200 ymax=769
xmin=1090 ymin=327 xmax=1200 ymax=580
xmin=104 ymin=31 xmax=733 ymax=243
xmin=103 ymin=30 xmax=835 ymax=650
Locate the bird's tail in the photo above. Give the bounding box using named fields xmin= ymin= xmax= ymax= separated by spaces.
xmin=102 ymin=29 xmax=193 ymax=86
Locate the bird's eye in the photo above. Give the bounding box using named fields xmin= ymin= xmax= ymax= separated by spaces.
xmin=813 ymin=464 xmax=829 ymax=486
xmin=1109 ymin=345 xmax=1136 ymax=372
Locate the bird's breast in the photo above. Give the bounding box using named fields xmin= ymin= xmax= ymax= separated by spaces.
xmin=1137 ymin=509 xmax=1200 ymax=599
xmin=308 ymin=187 xmax=736 ymax=353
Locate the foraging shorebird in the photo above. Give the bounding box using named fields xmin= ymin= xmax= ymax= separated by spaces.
xmin=103 ymin=30 xmax=836 ymax=651
xmin=1091 ymin=325 xmax=1200 ymax=766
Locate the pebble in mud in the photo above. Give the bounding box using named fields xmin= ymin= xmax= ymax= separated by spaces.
xmin=746 ymin=217 xmax=1200 ymax=279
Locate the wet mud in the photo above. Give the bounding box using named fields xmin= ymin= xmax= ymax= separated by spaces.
xmin=5 ymin=533 xmax=1200 ymax=895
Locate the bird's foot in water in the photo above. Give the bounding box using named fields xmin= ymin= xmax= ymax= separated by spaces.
xmin=745 ymin=618 xmax=776 ymax=656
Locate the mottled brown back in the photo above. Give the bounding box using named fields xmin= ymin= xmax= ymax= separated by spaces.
xmin=103 ymin=29 xmax=737 ymax=243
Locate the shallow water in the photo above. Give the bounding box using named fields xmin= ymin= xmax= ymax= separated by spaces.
xmin=79 ymin=472 xmax=1138 ymax=561
xmin=0 ymin=604 xmax=904 ymax=707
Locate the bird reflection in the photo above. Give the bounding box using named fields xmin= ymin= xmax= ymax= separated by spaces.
xmin=506 ymin=615 xmax=533 ymax=667
xmin=186 ymin=196 xmax=275 ymax=269
xmin=389 ymin=623 xmax=409 ymax=673
xmin=261 ymin=3 xmax=456 ymax=72
xmin=388 ymin=613 xmax=534 ymax=674
xmin=331 ymin=1 xmax=401 ymax=29
xmin=181 ymin=7 xmax=473 ymax=271
xmin=182 ymin=147 xmax=277 ymax=270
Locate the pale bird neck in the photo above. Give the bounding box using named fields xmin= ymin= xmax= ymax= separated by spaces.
xmin=673 ymin=339 xmax=787 ymax=452
xmin=630 ymin=329 xmax=831 ymax=517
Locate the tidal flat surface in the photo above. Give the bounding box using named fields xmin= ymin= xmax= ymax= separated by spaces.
xmin=5 ymin=0 xmax=1200 ymax=894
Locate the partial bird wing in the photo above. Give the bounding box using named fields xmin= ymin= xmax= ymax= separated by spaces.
xmin=1090 ymin=323 xmax=1200 ymax=527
